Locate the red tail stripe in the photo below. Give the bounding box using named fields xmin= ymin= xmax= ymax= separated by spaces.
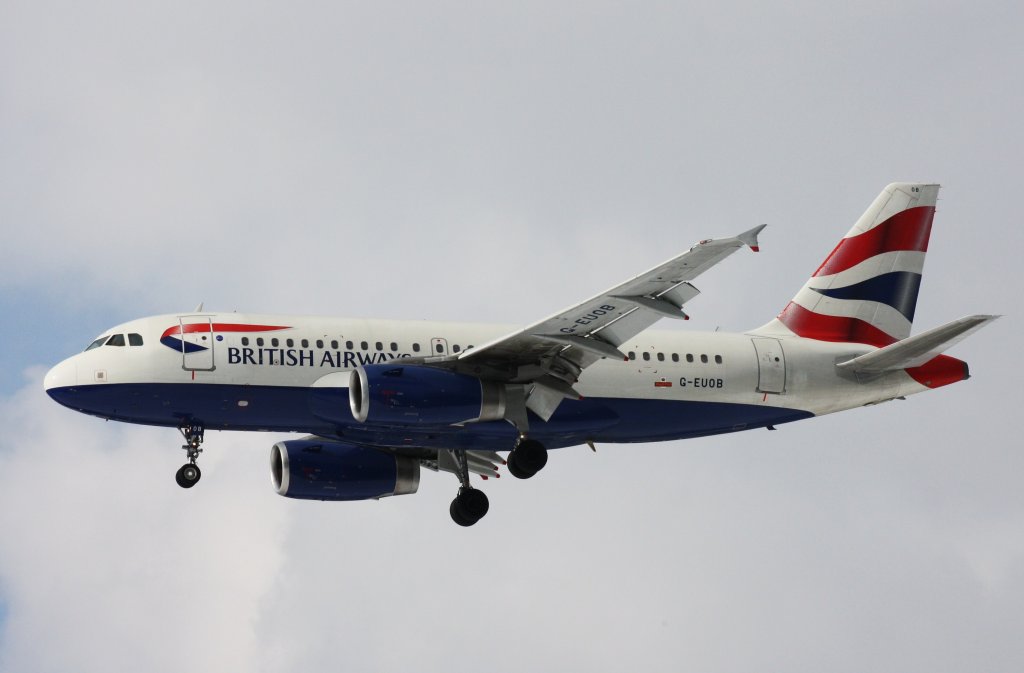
xmin=778 ymin=302 xmax=896 ymax=347
xmin=813 ymin=206 xmax=935 ymax=278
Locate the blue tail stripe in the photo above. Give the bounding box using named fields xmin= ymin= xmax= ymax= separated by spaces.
xmin=811 ymin=271 xmax=922 ymax=322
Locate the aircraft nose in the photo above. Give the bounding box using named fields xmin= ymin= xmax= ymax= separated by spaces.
xmin=44 ymin=357 xmax=78 ymax=395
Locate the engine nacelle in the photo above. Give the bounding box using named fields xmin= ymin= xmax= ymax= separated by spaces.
xmin=349 ymin=364 xmax=506 ymax=425
xmin=270 ymin=439 xmax=420 ymax=501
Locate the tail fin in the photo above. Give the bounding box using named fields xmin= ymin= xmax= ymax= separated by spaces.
xmin=760 ymin=183 xmax=939 ymax=346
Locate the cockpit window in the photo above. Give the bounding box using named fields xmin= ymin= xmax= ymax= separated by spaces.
xmin=85 ymin=336 xmax=109 ymax=351
xmin=106 ymin=334 xmax=126 ymax=347
xmin=128 ymin=333 xmax=144 ymax=346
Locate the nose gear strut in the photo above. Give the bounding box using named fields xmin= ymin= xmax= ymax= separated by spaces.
xmin=176 ymin=422 xmax=205 ymax=488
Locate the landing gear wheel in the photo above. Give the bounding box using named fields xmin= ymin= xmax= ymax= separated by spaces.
xmin=506 ymin=454 xmax=532 ymax=479
xmin=508 ymin=439 xmax=548 ymax=479
xmin=175 ymin=463 xmax=202 ymax=489
xmin=450 ymin=487 xmax=489 ymax=526
xmin=450 ymin=500 xmax=475 ymax=527
xmin=458 ymin=487 xmax=490 ymax=520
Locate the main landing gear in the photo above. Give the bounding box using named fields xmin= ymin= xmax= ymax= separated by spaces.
xmin=450 ymin=486 xmax=490 ymax=527
xmin=447 ymin=450 xmax=489 ymax=527
xmin=446 ymin=438 xmax=550 ymax=526
xmin=175 ymin=422 xmax=204 ymax=489
xmin=506 ymin=438 xmax=548 ymax=480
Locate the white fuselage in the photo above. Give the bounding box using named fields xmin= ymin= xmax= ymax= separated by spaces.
xmin=44 ymin=312 xmax=930 ymax=451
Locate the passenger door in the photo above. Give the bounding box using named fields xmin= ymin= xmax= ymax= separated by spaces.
xmin=751 ymin=337 xmax=786 ymax=394
xmin=178 ymin=316 xmax=216 ymax=371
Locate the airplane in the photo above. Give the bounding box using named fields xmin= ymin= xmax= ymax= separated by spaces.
xmin=44 ymin=183 xmax=997 ymax=526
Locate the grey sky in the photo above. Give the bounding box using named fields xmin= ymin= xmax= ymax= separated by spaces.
xmin=1 ymin=2 xmax=1021 ymax=672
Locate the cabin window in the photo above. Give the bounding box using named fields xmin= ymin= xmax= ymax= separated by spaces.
xmin=642 ymin=352 xmax=650 ymax=361
xmin=413 ymin=343 xmax=421 ymax=353
xmin=86 ymin=336 xmax=109 ymax=351
xmin=453 ymin=345 xmax=461 ymax=353
xmin=700 ymin=354 xmax=708 ymax=363
xmin=671 ymin=353 xmax=679 ymax=362
xmin=333 ymin=340 xmax=340 ymax=350
xmin=686 ymin=354 xmax=694 ymax=363
xmin=242 ymin=337 xmax=250 ymax=346
xmin=286 ymin=338 xmax=294 ymax=348
xmin=257 ymin=338 xmax=265 ymax=347
xmin=301 ymin=339 xmax=309 ymax=348
xmin=435 ymin=343 xmax=444 ymax=353
xmin=715 ymin=355 xmax=723 ymax=364
xmin=360 ymin=341 xmax=368 ymax=350
xmin=628 ymin=351 xmax=636 ymax=360
xmin=106 ymin=334 xmax=126 ymax=347
xmin=316 ymin=339 xmax=324 ymax=349
xmin=128 ymin=333 xmax=143 ymax=346
xmin=390 ymin=342 xmax=398 ymax=352
xmin=657 ymin=352 xmax=665 ymax=362
xmin=271 ymin=338 xmax=279 ymax=347
xmin=375 ymin=342 xmax=383 ymax=351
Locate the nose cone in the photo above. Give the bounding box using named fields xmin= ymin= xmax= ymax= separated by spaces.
xmin=44 ymin=357 xmax=78 ymax=400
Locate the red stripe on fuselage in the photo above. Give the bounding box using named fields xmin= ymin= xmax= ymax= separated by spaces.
xmin=777 ymin=302 xmax=897 ymax=347
xmin=813 ymin=206 xmax=935 ymax=278
xmin=161 ymin=323 xmax=291 ymax=338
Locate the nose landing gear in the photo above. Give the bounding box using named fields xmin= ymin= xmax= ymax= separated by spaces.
xmin=176 ymin=422 xmax=204 ymax=489
xmin=175 ymin=462 xmax=202 ymax=488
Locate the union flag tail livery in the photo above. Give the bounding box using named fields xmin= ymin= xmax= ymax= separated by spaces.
xmin=767 ymin=183 xmax=937 ymax=346
xmin=44 ymin=182 xmax=998 ymax=526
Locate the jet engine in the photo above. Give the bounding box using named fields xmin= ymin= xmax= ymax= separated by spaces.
xmin=270 ymin=438 xmax=420 ymax=501
xmin=349 ymin=364 xmax=506 ymax=425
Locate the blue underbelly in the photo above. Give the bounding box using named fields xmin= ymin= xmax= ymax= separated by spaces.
xmin=47 ymin=383 xmax=813 ymax=450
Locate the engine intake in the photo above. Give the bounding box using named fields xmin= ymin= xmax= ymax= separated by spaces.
xmin=270 ymin=439 xmax=420 ymax=501
xmin=349 ymin=364 xmax=506 ymax=425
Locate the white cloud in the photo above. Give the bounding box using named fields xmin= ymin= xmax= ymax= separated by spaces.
xmin=0 ymin=368 xmax=289 ymax=671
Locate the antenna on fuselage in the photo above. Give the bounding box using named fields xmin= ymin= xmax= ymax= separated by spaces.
xmin=194 ymin=302 xmax=204 ymax=312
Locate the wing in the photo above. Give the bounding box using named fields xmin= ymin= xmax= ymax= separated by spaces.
xmin=403 ymin=225 xmax=766 ymax=422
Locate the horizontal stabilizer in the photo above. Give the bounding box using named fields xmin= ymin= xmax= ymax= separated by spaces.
xmin=737 ymin=224 xmax=767 ymax=252
xmin=836 ymin=314 xmax=999 ymax=374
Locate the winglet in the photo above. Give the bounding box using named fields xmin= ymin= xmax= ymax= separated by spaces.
xmin=737 ymin=224 xmax=767 ymax=252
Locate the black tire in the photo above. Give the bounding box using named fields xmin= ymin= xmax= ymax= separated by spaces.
xmin=450 ymin=499 xmax=475 ymax=526
xmin=506 ymin=452 xmax=534 ymax=479
xmin=175 ymin=463 xmax=201 ymax=489
xmin=513 ymin=439 xmax=548 ymax=474
xmin=457 ymin=488 xmax=489 ymax=521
